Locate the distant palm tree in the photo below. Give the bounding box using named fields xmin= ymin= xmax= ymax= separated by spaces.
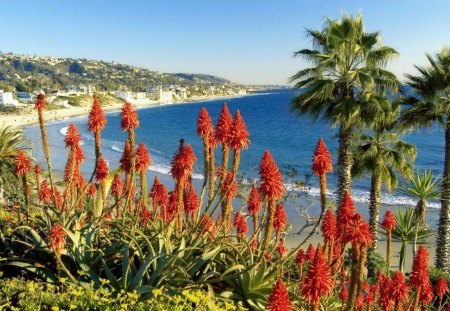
xmin=0 ymin=126 xmax=29 ymax=202
xmin=391 ymin=208 xmax=433 ymax=272
xmin=352 ymin=103 xmax=416 ymax=252
xmin=400 ymin=48 xmax=450 ymax=271
xmin=290 ymin=14 xmax=398 ymax=207
xmin=399 ymin=170 xmax=439 ymax=255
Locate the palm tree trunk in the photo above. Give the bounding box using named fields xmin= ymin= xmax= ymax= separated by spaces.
xmin=367 ymin=172 xmax=381 ymax=278
xmin=369 ymin=172 xmax=382 ymax=251
xmin=337 ymin=125 xmax=353 ymax=209
xmin=436 ymin=120 xmax=450 ymax=272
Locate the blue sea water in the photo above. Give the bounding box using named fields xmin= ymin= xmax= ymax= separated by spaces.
xmin=23 ymin=89 xmax=444 ymax=215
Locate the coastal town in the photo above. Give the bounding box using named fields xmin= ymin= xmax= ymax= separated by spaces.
xmin=0 ymin=52 xmax=268 ymax=115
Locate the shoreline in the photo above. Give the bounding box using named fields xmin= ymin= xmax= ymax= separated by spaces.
xmin=0 ymin=92 xmax=259 ymax=129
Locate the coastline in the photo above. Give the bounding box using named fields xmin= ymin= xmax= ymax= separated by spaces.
xmin=0 ymin=92 xmax=257 ymax=129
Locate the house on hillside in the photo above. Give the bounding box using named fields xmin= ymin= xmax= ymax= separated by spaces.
xmin=0 ymin=90 xmax=19 ymax=107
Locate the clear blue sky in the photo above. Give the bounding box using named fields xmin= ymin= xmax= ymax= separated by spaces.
xmin=1 ymin=1 xmax=449 ymax=85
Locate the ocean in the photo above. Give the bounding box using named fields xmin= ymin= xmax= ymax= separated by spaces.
xmin=23 ymin=89 xmax=444 ymax=227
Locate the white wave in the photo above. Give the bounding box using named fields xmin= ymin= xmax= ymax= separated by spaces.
xmin=111 ymin=145 xmax=123 ymax=153
xmin=289 ymin=183 xmax=441 ymax=209
xmin=59 ymin=126 xmax=68 ymax=136
xmin=59 ymin=126 xmax=85 ymax=145
xmin=148 ymin=164 xmax=204 ymax=180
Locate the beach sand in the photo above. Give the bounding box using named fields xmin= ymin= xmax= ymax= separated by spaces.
xmin=0 ymin=93 xmax=252 ymax=129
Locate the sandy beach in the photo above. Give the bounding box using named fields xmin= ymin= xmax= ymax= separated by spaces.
xmin=0 ymin=93 xmax=253 ymax=129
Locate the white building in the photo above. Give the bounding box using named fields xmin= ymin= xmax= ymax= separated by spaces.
xmin=115 ymin=91 xmax=133 ymax=101
xmin=135 ymin=92 xmax=147 ymax=100
xmin=146 ymin=86 xmax=173 ymax=103
xmin=0 ymin=90 xmax=17 ymax=107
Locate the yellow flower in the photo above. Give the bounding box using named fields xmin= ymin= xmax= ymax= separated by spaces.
xmin=152 ymin=288 xmax=163 ymax=297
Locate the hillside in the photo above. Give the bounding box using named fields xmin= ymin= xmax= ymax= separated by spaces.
xmin=0 ymin=52 xmax=239 ymax=93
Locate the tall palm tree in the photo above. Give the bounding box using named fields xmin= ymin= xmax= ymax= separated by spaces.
xmin=399 ymin=170 xmax=439 ymax=255
xmin=0 ymin=126 xmax=29 ymax=202
xmin=290 ymin=14 xmax=398 ymax=207
xmin=400 ymin=48 xmax=450 ymax=271
xmin=352 ymin=104 xmax=416 ymax=253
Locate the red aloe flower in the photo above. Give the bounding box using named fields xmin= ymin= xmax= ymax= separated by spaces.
xmin=48 ymin=223 xmax=66 ymax=254
xmin=196 ymin=107 xmax=214 ymax=138
xmin=120 ymin=141 xmax=132 ymax=174
xmin=184 ymin=183 xmax=199 ymax=214
xmin=39 ymin=180 xmax=52 ymax=203
xmin=53 ymin=188 xmax=63 ymax=210
xmin=215 ymin=103 xmax=233 ymax=145
xmin=64 ymin=154 xmax=75 ymax=183
xmin=88 ymin=183 xmax=97 ymax=196
xmin=34 ymin=164 xmax=42 ymax=174
xmin=111 ymin=174 xmax=123 ymax=197
xmin=233 ymin=212 xmax=248 ymax=237
xmin=345 ymin=214 xmax=373 ymax=247
xmin=35 ymin=93 xmax=46 ymax=111
xmin=75 ymin=170 xmax=86 ymax=188
xmin=121 ymin=102 xmax=139 ymax=130
xmin=381 ymin=210 xmax=397 ymax=231
xmin=306 ymin=243 xmax=315 ymax=261
xmin=247 ymin=184 xmax=262 ymax=214
xmin=161 ymin=190 xmax=176 ymax=223
xmin=390 ymin=271 xmax=409 ymax=307
xmin=199 ymin=214 xmax=216 ymax=239
xmin=435 ymin=277 xmax=449 ymax=300
xmin=135 ymin=143 xmax=151 ymax=173
xmin=267 ymin=279 xmax=292 ymax=311
xmin=420 ymin=282 xmax=434 ymax=306
xmin=410 ymin=246 xmax=430 ymax=288
xmin=273 ymin=203 xmax=288 ymax=235
xmin=312 ymin=138 xmax=333 ymax=176
xmin=88 ymin=97 xmax=106 ymax=132
xmin=221 ymin=172 xmax=238 ymax=199
xmin=170 ymin=139 xmax=197 ymax=181
xmin=96 ymin=156 xmax=109 ymax=182
xmin=296 ymin=249 xmax=307 ymax=266
xmin=301 ymin=245 xmax=333 ymax=307
xmin=277 ymin=238 xmax=288 ymax=258
xmin=64 ymin=124 xmax=81 ymax=148
xmin=321 ymin=209 xmax=337 ymax=243
xmin=378 ymin=273 xmax=393 ymax=310
xmin=355 ymin=293 xmax=364 ymax=310
xmin=228 ymin=110 xmax=250 ymax=151
xmin=74 ymin=144 xmax=85 ymax=164
xmin=14 ymin=150 xmax=31 ymax=175
xmin=340 ymin=284 xmax=349 ymax=302
xmin=149 ymin=176 xmax=169 ymax=209
xmin=259 ymin=151 xmax=285 ymax=200
xmin=337 ymin=191 xmax=357 ymax=241
xmin=141 ymin=208 xmax=152 ymax=226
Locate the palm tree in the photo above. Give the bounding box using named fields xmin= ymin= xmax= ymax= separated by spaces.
xmin=400 ymin=48 xmax=450 ymax=271
xmin=0 ymin=126 xmax=29 ymax=202
xmin=399 ymin=170 xmax=439 ymax=255
xmin=352 ymin=103 xmax=416 ymax=253
xmin=290 ymin=14 xmax=398 ymax=207
xmin=390 ymin=208 xmax=433 ymax=272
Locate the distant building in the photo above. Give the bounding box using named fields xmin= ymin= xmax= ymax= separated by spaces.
xmin=115 ymin=91 xmax=133 ymax=101
xmin=135 ymin=92 xmax=147 ymax=100
xmin=0 ymin=90 xmax=17 ymax=107
xmin=146 ymin=86 xmax=173 ymax=103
